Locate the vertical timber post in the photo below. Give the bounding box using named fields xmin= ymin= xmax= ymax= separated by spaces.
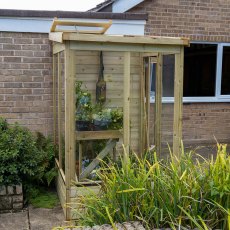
xmin=53 ymin=54 xmax=57 ymax=145
xmin=140 ymin=55 xmax=145 ymax=154
xmin=173 ymin=47 xmax=184 ymax=158
xmin=154 ymin=53 xmax=163 ymax=155
xmin=145 ymin=57 xmax=151 ymax=150
xmin=64 ymin=41 xmax=76 ymax=220
xmin=57 ymin=53 xmax=63 ymax=169
xmin=123 ymin=51 xmax=131 ymax=162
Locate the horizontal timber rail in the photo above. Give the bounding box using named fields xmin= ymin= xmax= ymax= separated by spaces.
xmin=75 ymin=130 xmax=122 ymax=141
xmin=49 ymin=32 xmax=189 ymax=46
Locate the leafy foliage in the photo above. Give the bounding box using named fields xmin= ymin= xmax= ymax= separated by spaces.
xmin=0 ymin=118 xmax=40 ymax=185
xmin=0 ymin=118 xmax=57 ymax=187
xmin=73 ymin=144 xmax=230 ymax=229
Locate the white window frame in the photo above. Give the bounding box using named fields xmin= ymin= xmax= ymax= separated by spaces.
xmin=150 ymin=42 xmax=230 ymax=103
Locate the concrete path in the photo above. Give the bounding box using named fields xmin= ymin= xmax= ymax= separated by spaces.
xmin=0 ymin=205 xmax=66 ymax=230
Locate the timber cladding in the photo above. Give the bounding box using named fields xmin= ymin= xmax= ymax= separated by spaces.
xmin=129 ymin=0 xmax=230 ymax=42
xmin=0 ymin=32 xmax=53 ymax=135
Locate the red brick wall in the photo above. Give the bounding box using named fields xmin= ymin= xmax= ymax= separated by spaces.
xmin=183 ymin=103 xmax=230 ymax=144
xmin=149 ymin=103 xmax=230 ymax=145
xmin=130 ymin=0 xmax=230 ymax=145
xmin=130 ymin=0 xmax=230 ymax=42
xmin=0 ymin=32 xmax=53 ymax=135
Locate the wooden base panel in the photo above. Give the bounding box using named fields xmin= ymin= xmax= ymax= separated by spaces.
xmin=56 ymin=168 xmax=100 ymax=220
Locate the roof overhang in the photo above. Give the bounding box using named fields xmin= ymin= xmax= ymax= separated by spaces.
xmin=49 ymin=32 xmax=189 ymax=46
xmin=0 ymin=9 xmax=147 ymax=20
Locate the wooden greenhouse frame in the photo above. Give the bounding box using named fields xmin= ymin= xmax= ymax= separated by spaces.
xmin=49 ymin=20 xmax=189 ymax=220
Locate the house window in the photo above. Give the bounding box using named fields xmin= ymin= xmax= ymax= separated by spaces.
xmin=150 ymin=42 xmax=230 ymax=103
xmin=221 ymin=46 xmax=230 ymax=95
xmin=184 ymin=44 xmax=217 ymax=97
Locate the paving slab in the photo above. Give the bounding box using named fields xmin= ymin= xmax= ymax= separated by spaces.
xmin=29 ymin=205 xmax=66 ymax=230
xmin=0 ymin=210 xmax=29 ymax=230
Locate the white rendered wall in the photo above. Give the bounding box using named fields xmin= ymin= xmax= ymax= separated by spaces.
xmin=0 ymin=17 xmax=145 ymax=35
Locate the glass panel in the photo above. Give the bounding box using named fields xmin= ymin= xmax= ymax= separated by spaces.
xmin=150 ymin=55 xmax=175 ymax=158
xmin=162 ymin=55 xmax=175 ymax=97
xmin=151 ymin=55 xmax=175 ymax=98
xmin=184 ymin=44 xmax=217 ymax=97
xmin=221 ymin=46 xmax=230 ymax=95
xmin=75 ymin=50 xmax=127 ymax=181
xmin=75 ymin=50 xmax=123 ymax=132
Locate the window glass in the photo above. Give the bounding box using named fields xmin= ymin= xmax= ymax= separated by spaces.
xmin=221 ymin=46 xmax=230 ymax=95
xmin=151 ymin=55 xmax=175 ymax=97
xmin=184 ymin=44 xmax=217 ymax=97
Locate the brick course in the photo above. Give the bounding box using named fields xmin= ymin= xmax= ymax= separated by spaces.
xmin=1 ymin=9 xmax=230 ymax=146
xmin=130 ymin=0 xmax=230 ymax=145
xmin=149 ymin=103 xmax=230 ymax=146
xmin=130 ymin=0 xmax=230 ymax=42
xmin=0 ymin=32 xmax=53 ymax=135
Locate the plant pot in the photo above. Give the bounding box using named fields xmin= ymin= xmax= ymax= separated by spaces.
xmin=76 ymin=120 xmax=91 ymax=131
xmin=93 ymin=119 xmax=110 ymax=131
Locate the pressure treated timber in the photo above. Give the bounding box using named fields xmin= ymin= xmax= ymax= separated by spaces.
xmin=75 ymin=130 xmax=122 ymax=141
xmin=154 ymin=53 xmax=163 ymax=155
xmin=49 ymin=32 xmax=63 ymax=43
xmin=50 ymin=19 xmax=112 ymax=34
xmin=79 ymin=139 xmax=117 ymax=180
xmin=145 ymin=57 xmax=151 ymax=149
xmin=52 ymin=54 xmax=57 ymax=145
xmin=70 ymin=41 xmax=181 ymax=53
xmin=78 ymin=142 xmax=83 ymax=178
xmin=123 ymin=52 xmax=131 ymax=161
xmin=70 ymin=185 xmax=100 ymax=219
xmin=62 ymin=33 xmax=189 ymax=46
xmin=55 ymin=158 xmax=65 ymax=182
xmin=50 ymin=30 xmax=189 ymax=221
xmin=173 ymin=47 xmax=184 ymax=158
xmin=75 ymin=55 xmax=140 ymax=66
xmin=140 ymin=56 xmax=145 ymax=154
xmin=53 ymin=42 xmax=65 ymax=54
xmin=56 ymin=169 xmax=66 ymax=216
xmin=57 ymin=53 xmax=63 ymax=169
xmin=64 ymin=42 xmax=76 ymax=220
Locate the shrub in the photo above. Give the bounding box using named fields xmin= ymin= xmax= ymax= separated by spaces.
xmin=73 ymin=144 xmax=230 ymax=229
xmin=0 ymin=118 xmax=56 ymax=187
xmin=0 ymin=118 xmax=40 ymax=186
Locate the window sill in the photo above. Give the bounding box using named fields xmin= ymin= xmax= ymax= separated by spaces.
xmin=150 ymin=97 xmax=230 ymax=103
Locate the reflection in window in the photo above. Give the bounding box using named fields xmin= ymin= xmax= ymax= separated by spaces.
xmin=221 ymin=46 xmax=230 ymax=95
xmin=151 ymin=55 xmax=175 ymax=97
xmin=184 ymin=44 xmax=217 ymax=97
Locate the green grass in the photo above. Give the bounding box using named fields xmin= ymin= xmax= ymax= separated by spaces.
xmin=27 ymin=187 xmax=59 ymax=209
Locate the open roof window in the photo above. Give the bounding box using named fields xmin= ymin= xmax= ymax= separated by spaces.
xmin=183 ymin=44 xmax=217 ymax=97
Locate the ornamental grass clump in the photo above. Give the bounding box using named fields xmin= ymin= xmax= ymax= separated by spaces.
xmin=73 ymin=144 xmax=230 ymax=229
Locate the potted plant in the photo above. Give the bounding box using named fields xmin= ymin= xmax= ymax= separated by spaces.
xmin=92 ymin=108 xmax=112 ymax=131
xmin=109 ymin=109 xmax=123 ymax=130
xmin=75 ymin=82 xmax=92 ymax=131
